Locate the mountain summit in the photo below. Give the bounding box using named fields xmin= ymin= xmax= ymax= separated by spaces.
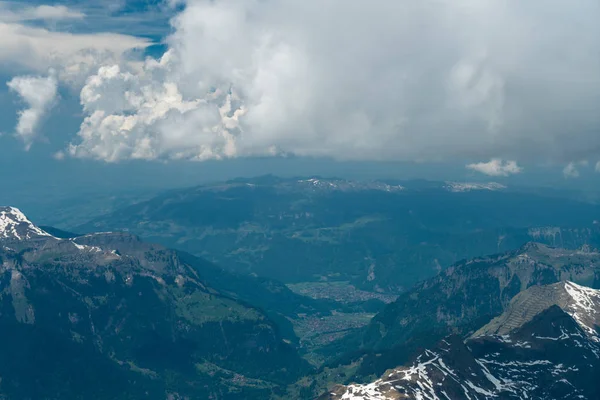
xmin=0 ymin=206 xmax=52 ymax=241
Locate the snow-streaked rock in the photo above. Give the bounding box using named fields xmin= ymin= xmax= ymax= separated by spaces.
xmin=295 ymin=178 xmax=404 ymax=193
xmin=444 ymin=182 xmax=506 ymax=192
xmin=475 ymin=281 xmax=600 ymax=342
xmin=0 ymin=206 xmax=52 ymax=240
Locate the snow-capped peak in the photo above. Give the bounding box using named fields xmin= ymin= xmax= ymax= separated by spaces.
xmin=0 ymin=206 xmax=52 ymax=240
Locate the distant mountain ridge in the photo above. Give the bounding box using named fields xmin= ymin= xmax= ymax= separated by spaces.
xmin=74 ymin=176 xmax=600 ymax=292
xmin=182 ymin=175 xmax=508 ymax=194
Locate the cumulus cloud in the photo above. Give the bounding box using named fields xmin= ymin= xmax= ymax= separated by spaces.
xmin=69 ymin=61 xmax=230 ymax=161
xmin=7 ymin=73 xmax=58 ymax=149
xmin=47 ymin=0 xmax=600 ymax=163
xmin=466 ymin=158 xmax=522 ymax=177
xmin=563 ymin=160 xmax=589 ymax=178
xmin=563 ymin=162 xmax=580 ymax=178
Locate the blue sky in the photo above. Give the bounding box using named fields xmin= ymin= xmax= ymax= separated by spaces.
xmin=1 ymin=0 xmax=600 ymax=204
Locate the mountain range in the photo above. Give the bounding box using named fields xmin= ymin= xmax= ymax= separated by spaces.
xmin=3 ymin=197 xmax=600 ymax=399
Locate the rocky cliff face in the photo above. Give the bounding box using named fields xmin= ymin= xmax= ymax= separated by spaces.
xmin=312 ymin=243 xmax=600 ymax=388
xmin=363 ymin=243 xmax=600 ymax=352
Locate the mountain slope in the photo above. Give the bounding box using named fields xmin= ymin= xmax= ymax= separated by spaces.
xmin=361 ymin=243 xmax=600 ymax=351
xmin=326 ymin=282 xmax=600 ymax=400
xmin=0 ymin=207 xmax=310 ymax=399
xmin=312 ymin=242 xmax=600 ymax=385
xmin=475 ymin=280 xmax=600 ymax=339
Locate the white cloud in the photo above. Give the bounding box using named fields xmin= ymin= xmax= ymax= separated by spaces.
xmin=0 ymin=22 xmax=149 ymax=84
xmin=26 ymin=5 xmax=85 ymax=20
xmin=563 ymin=162 xmax=580 ymax=178
xmin=0 ymin=2 xmax=148 ymax=85
xmin=0 ymin=2 xmax=150 ymax=150
xmin=596 ymin=161 xmax=600 ymax=173
xmin=69 ymin=62 xmax=224 ymax=161
xmin=0 ymin=3 xmax=85 ymax=22
xmin=16 ymin=0 xmax=598 ymax=163
xmin=7 ymin=73 xmax=58 ymax=149
xmin=466 ymin=158 xmax=522 ymax=177
xmin=563 ymin=160 xmax=588 ymax=178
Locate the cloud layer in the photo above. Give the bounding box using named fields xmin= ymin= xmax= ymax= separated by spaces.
xmin=0 ymin=22 xmax=148 ymax=84
xmin=0 ymin=3 xmax=85 ymax=22
xmin=0 ymin=1 xmax=149 ymax=87
xmin=66 ymin=0 xmax=600 ymax=164
xmin=1 ymin=0 xmax=598 ymax=167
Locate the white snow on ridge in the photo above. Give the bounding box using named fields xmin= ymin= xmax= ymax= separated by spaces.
xmin=70 ymin=241 xmax=102 ymax=253
xmin=563 ymin=281 xmax=600 ymax=341
xmin=0 ymin=206 xmax=52 ymax=240
xmin=296 ymin=178 xmax=404 ymax=192
xmin=338 ymin=350 xmax=493 ymax=400
xmin=444 ymin=182 xmax=506 ymax=192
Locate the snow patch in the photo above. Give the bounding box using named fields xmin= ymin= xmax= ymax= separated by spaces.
xmin=70 ymin=240 xmax=102 ymax=253
xmin=563 ymin=281 xmax=600 ymax=340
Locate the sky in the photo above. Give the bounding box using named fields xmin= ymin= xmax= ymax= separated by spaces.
xmin=1 ymin=0 xmax=600 ymax=201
